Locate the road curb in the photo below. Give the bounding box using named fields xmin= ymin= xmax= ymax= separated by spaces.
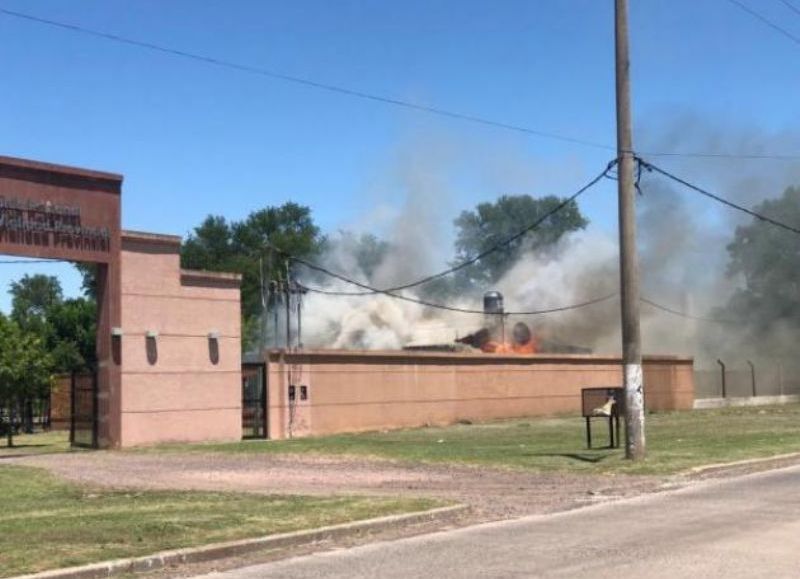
xmin=683 ymin=451 xmax=800 ymax=477
xmin=12 ymin=504 xmax=469 ymax=579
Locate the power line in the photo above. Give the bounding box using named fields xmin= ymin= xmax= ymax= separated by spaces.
xmin=297 ymin=160 xmax=618 ymax=296
xmin=642 ymin=150 xmax=800 ymax=160
xmin=4 ymin=8 xmax=800 ymax=162
xmin=0 ymin=7 xmax=612 ymax=152
xmin=0 ymin=258 xmax=70 ymax=264
xmin=777 ymin=0 xmax=800 ymax=18
xmin=724 ymin=0 xmax=800 ymax=47
xmin=640 ymin=297 xmax=737 ymax=324
xmin=302 ymin=276 xmax=738 ymax=324
xmin=637 ymin=157 xmax=800 ymax=236
xmin=296 ymin=273 xmax=618 ymax=316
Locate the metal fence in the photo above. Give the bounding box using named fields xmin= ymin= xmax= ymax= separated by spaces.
xmin=0 ymin=396 xmax=51 ymax=436
xmin=242 ymin=363 xmax=267 ymax=439
xmin=70 ymin=371 xmax=98 ymax=448
xmin=694 ymin=359 xmax=800 ymax=399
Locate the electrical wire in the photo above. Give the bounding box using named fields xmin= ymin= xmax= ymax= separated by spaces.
xmin=724 ymin=0 xmax=800 ymax=48
xmin=637 ymin=157 xmax=800 ymax=236
xmin=296 ymin=274 xmax=618 ymax=316
xmin=301 ymin=275 xmax=741 ymax=325
xmin=291 ymin=160 xmax=618 ymax=296
xmin=777 ymin=0 xmax=800 ymax=18
xmin=640 ymin=297 xmax=738 ymax=324
xmin=642 ymin=150 xmax=800 ymax=160
xmin=5 ymin=7 xmax=800 ymax=162
xmin=0 ymin=8 xmax=612 ymax=152
xmin=0 ymin=258 xmax=70 ymax=264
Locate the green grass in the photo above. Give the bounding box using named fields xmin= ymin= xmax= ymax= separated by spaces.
xmin=149 ymin=405 xmax=800 ymax=476
xmin=0 ymin=465 xmax=441 ymax=577
xmin=0 ymin=430 xmax=74 ymax=458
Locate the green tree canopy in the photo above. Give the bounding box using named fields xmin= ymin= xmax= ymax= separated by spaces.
xmin=181 ymin=203 xmax=324 ymax=349
xmin=452 ymin=194 xmax=588 ymax=286
xmin=8 ymin=275 xmax=96 ymax=373
xmin=722 ymin=186 xmax=800 ymax=354
xmin=46 ymin=298 xmax=97 ymax=372
xmin=0 ymin=313 xmax=53 ymax=446
xmin=10 ymin=274 xmax=63 ymax=331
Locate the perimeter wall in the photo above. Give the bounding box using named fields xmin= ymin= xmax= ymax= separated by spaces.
xmin=118 ymin=231 xmax=242 ymax=446
xmin=265 ymin=350 xmax=694 ymax=439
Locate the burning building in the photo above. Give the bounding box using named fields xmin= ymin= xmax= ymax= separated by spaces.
xmin=404 ymin=291 xmax=590 ymax=355
xmin=247 ymin=292 xmax=693 ymax=440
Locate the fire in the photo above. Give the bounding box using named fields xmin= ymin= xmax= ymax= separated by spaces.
xmin=456 ymin=322 xmax=538 ymax=354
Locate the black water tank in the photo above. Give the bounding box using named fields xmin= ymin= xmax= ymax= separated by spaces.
xmin=483 ymin=291 xmax=504 ymax=315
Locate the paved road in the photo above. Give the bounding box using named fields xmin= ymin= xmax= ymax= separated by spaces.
xmin=197 ymin=465 xmax=800 ymax=578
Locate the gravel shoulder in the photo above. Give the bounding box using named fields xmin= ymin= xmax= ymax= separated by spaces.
xmin=11 ymin=450 xmax=800 ymax=578
xmin=14 ymin=451 xmax=663 ymax=521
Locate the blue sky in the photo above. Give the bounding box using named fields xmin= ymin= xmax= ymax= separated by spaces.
xmin=1 ymin=0 xmax=800 ymax=311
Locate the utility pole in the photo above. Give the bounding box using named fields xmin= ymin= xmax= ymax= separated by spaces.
xmin=296 ymin=287 xmax=303 ymax=349
xmin=284 ymin=264 xmax=292 ymax=349
xmin=615 ymin=0 xmax=646 ymax=460
xmin=259 ymin=256 xmax=267 ymax=352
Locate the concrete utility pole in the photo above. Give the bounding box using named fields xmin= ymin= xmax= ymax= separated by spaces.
xmin=615 ymin=0 xmax=646 ymax=460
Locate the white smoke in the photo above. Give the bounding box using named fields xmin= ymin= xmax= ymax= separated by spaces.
xmin=296 ymin=117 xmax=800 ymax=362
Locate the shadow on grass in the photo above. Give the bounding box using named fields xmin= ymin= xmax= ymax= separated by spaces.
xmin=528 ymin=452 xmax=613 ymax=464
xmin=0 ymin=448 xmax=81 ymax=460
xmin=0 ymin=453 xmax=40 ymax=460
xmin=1 ymin=442 xmax=53 ymax=449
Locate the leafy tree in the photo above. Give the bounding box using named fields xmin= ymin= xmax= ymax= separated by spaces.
xmin=0 ymin=313 xmax=53 ymax=446
xmin=73 ymin=263 xmax=99 ymax=300
xmin=452 ymin=194 xmax=587 ymax=286
xmin=722 ymin=186 xmax=800 ymax=355
xmin=9 ymin=274 xmax=63 ymax=331
xmin=46 ymin=298 xmax=97 ymax=372
xmin=8 ymin=275 xmax=96 ymax=374
xmin=181 ymin=203 xmax=324 ymax=350
xmin=180 ymin=216 xmax=235 ymax=273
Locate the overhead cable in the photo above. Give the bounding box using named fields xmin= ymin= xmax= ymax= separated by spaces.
xmin=5 ymin=8 xmax=800 ymax=161
xmin=724 ymin=0 xmax=800 ymax=47
xmin=295 ymin=274 xmax=618 ymax=316
xmin=777 ymin=0 xmax=800 ymax=18
xmin=296 ymin=160 xmax=618 ymax=297
xmin=0 ymin=258 xmax=69 ymax=264
xmin=0 ymin=8 xmax=612 ymax=152
xmin=640 ymin=297 xmax=738 ymax=324
xmin=637 ymin=157 xmax=800 ymax=236
xmin=642 ymin=150 xmax=800 ymax=160
xmin=301 ymin=277 xmax=740 ymax=325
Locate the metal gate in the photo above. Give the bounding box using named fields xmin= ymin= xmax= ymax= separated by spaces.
xmin=242 ymin=364 xmax=267 ymax=439
xmin=70 ymin=370 xmax=98 ymax=448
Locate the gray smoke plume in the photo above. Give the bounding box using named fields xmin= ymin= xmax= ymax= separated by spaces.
xmin=297 ymin=115 xmax=800 ymax=388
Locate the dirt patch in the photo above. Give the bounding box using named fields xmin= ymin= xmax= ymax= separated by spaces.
xmin=13 ymin=451 xmax=663 ymax=521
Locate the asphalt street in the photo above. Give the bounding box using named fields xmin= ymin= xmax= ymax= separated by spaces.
xmin=195 ymin=465 xmax=800 ymax=578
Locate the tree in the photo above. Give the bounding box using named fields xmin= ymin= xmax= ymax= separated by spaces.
xmin=47 ymin=298 xmax=97 ymax=372
xmin=9 ymin=274 xmax=63 ymax=331
xmin=722 ymin=186 xmax=800 ymax=356
xmin=452 ymin=194 xmax=588 ymax=286
xmin=8 ymin=275 xmax=96 ymax=374
xmin=181 ymin=203 xmax=324 ymax=350
xmin=0 ymin=314 xmax=53 ymax=447
xmin=180 ymin=216 xmax=235 ymax=273
xmin=73 ymin=263 xmax=99 ymax=300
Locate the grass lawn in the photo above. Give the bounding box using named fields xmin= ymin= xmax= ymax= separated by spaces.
xmin=0 ymin=465 xmax=441 ymax=577
xmin=0 ymin=430 xmax=73 ymax=458
xmin=150 ymin=405 xmax=800 ymax=476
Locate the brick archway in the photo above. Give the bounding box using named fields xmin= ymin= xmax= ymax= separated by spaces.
xmin=0 ymin=156 xmax=122 ymax=447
